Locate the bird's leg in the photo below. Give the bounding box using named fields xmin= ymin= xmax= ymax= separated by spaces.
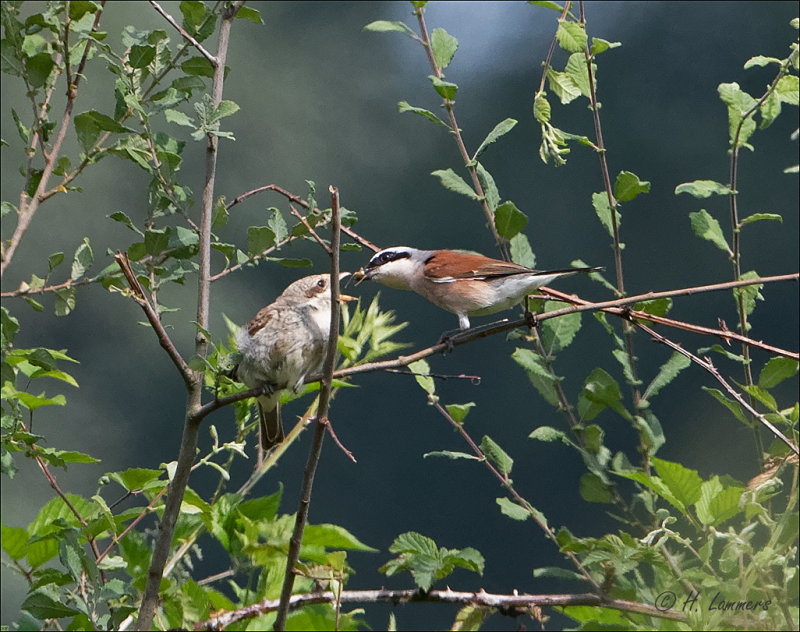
xmin=524 ymin=296 xmax=538 ymax=329
xmin=437 ymin=318 xmax=512 ymax=350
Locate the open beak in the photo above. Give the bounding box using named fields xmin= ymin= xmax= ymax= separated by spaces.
xmin=337 ymin=271 xmax=356 ymax=302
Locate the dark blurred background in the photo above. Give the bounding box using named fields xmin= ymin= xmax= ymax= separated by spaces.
xmin=2 ymin=2 xmax=798 ymax=630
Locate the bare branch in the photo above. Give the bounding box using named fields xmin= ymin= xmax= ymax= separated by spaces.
xmin=205 ymin=587 xmax=688 ymax=628
xmin=114 ymin=252 xmax=192 ymax=385
xmin=148 ymin=0 xmax=218 ymax=66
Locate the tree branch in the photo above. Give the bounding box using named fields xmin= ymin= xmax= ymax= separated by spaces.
xmin=204 ymin=587 xmax=688 ymax=628
xmin=274 ymin=186 xmax=345 ymax=631
xmin=148 ymin=0 xmax=218 ymax=66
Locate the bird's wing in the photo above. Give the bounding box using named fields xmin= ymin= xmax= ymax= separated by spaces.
xmin=424 ymin=250 xmax=533 ymax=281
xmin=246 ymin=305 xmax=276 ymax=336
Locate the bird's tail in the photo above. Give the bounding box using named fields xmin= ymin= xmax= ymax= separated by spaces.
xmin=257 ymin=396 xmax=285 ymax=450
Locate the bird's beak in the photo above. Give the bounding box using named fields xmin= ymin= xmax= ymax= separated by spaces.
xmin=336 ymin=271 xmax=356 ymax=302
xmin=352 ymin=267 xmax=368 ymax=285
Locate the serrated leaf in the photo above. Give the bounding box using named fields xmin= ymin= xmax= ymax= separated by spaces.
xmin=108 ymin=211 xmax=144 ymax=236
xmin=480 ymin=435 xmax=513 ymax=475
xmin=652 ymin=457 xmax=702 ymax=508
xmin=689 ymin=209 xmax=730 ymax=252
xmin=642 ymin=352 xmax=690 ymax=403
xmin=758 ymin=357 xmax=798 ymax=389
xmin=733 ymin=270 xmax=763 ymax=319
xmin=564 ymin=52 xmax=592 ymax=97
xmin=718 ymin=82 xmax=757 ymax=146
xmin=267 ymin=207 xmax=288 ymax=244
xmin=128 ymin=44 xmax=155 ymax=69
xmin=703 ymin=387 xmax=747 ymax=424
xmin=48 ymin=252 xmax=64 ymax=272
xmin=430 ymin=28 xmax=458 ymax=69
xmin=423 ymin=450 xmax=480 ymax=461
xmin=579 ymin=368 xmax=630 ymax=421
xmin=475 ymin=162 xmax=500 ymax=212
xmin=70 ymin=238 xmax=93 ymax=280
xmin=54 ymin=287 xmax=76 ymax=317
xmin=556 ymin=21 xmax=587 ymax=53
xmin=592 ymin=191 xmax=616 ymax=238
xmin=540 ymin=301 xmax=582 ymax=355
xmin=674 ymin=180 xmax=731 ymax=198
xmin=590 ymin=37 xmax=621 ymax=55
xmin=496 ymin=497 xmax=530 ymax=521
xmin=579 ymin=473 xmax=614 ymax=503
xmin=165 ymin=108 xmax=195 ymax=127
xmin=528 ymin=426 xmax=569 ymax=443
xmin=431 ymin=168 xmax=478 ymax=199
xmin=509 ymin=233 xmax=536 ymax=268
xmin=533 ymin=91 xmax=551 ymax=124
xmin=473 ymin=118 xmax=517 ymax=161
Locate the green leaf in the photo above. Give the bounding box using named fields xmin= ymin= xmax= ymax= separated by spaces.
xmin=303 ymin=523 xmax=378 ymax=552
xmin=540 ymin=301 xmax=582 ymax=355
xmin=74 ymin=111 xmax=132 ymax=152
xmin=70 ymin=238 xmax=93 ymax=280
xmin=165 ymin=108 xmax=195 ymax=127
xmin=718 ymin=82 xmax=757 ymax=146
xmin=733 ymin=270 xmax=763 ymax=319
xmin=25 ymin=52 xmax=54 ymax=88
xmin=744 ymin=55 xmax=782 ymax=68
xmin=546 ymin=67 xmax=583 ymax=104
xmin=695 ymin=476 xmax=743 ymax=526
xmin=776 ymin=74 xmax=799 ymax=105
xmin=128 ymin=44 xmax=155 ymax=69
xmin=758 ymin=357 xmax=798 ymax=389
xmin=54 ymin=287 xmax=76 ymax=316
xmin=579 ymin=473 xmax=614 ymax=503
xmin=267 ymin=207 xmax=288 ymax=244
xmin=528 ymin=426 xmax=570 ymax=444
xmin=480 ymin=435 xmax=513 ymax=475
xmin=740 ymin=212 xmax=782 ymax=226
xmin=493 ymin=201 xmax=527 ymax=239
xmin=556 ymin=21 xmax=587 ymax=53
xmin=431 ymin=168 xmax=478 ymax=199
xmin=475 ymin=162 xmax=500 ymax=212
xmin=473 ymin=118 xmax=517 ymax=161
xmin=429 ymin=75 xmax=458 ymax=100
xmin=564 ymin=52 xmax=592 ymax=97
xmin=652 ymin=457 xmax=702 ymax=508
xmin=641 ymin=352 xmax=690 ymax=403
xmin=512 ymin=347 xmax=559 ymax=406
xmin=509 ymin=233 xmax=536 ymax=268
xmin=47 ymin=252 xmax=64 ymax=272
xmin=247 ymin=226 xmax=276 ymax=256
xmin=496 ymin=497 xmax=530 ymax=521
xmin=613 ymin=171 xmax=650 ymax=201
xmin=22 ymin=588 xmax=81 ymax=619
xmin=591 ymin=191 xmax=617 ymax=238
xmin=181 ymin=56 xmax=214 ymax=77
xmin=590 ymin=37 xmax=621 ymax=55
xmin=445 ymin=402 xmax=475 ymax=423
xmin=430 ymin=28 xmax=458 ymax=69
xmin=423 ymin=450 xmax=480 ymax=461
xmin=408 ymin=359 xmax=435 ymax=395
xmin=235 ymin=6 xmax=263 ymax=24
xmin=108 ymin=211 xmax=144 ymax=236
xmin=689 ymin=209 xmax=730 ymax=252
xmin=533 ymin=91 xmax=551 ymax=124
xmin=578 ymin=368 xmax=630 ymax=421
xmin=703 ymin=387 xmax=748 ymax=424
xmin=363 ymin=20 xmax=417 ymax=38
xmin=397 ymin=101 xmax=447 ymax=126
xmin=674 ymin=180 xmax=731 ymax=198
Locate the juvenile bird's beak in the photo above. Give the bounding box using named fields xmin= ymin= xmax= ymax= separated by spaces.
xmin=338 ymin=293 xmax=357 ymax=303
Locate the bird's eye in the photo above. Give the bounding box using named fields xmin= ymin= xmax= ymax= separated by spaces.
xmin=316 ymin=279 xmax=326 ymax=288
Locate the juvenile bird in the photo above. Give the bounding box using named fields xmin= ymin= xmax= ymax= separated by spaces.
xmin=235 ymin=272 xmax=354 ymax=449
xmin=354 ymin=246 xmax=601 ymax=330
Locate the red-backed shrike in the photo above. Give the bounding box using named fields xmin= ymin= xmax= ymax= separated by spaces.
xmin=235 ymin=272 xmax=355 ymax=449
xmin=353 ymin=247 xmax=601 ymax=330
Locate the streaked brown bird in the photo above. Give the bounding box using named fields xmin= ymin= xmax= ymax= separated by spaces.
xmin=235 ymin=272 xmax=354 ymax=449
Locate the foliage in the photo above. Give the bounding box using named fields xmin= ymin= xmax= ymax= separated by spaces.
xmin=2 ymin=2 xmax=798 ymax=631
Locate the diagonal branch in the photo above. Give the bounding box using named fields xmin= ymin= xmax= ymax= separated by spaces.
xmin=114 ymin=252 xmax=192 ymax=385
xmin=274 ymin=186 xmax=346 ymax=631
xmin=148 ymin=0 xmax=218 ymax=66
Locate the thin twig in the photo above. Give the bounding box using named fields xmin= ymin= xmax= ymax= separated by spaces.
xmin=114 ymin=252 xmax=192 ymax=385
xmin=637 ymin=323 xmax=798 ymax=455
xmin=274 ymin=186 xmax=346 ymax=630
xmin=148 ymin=0 xmax=218 ymax=66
